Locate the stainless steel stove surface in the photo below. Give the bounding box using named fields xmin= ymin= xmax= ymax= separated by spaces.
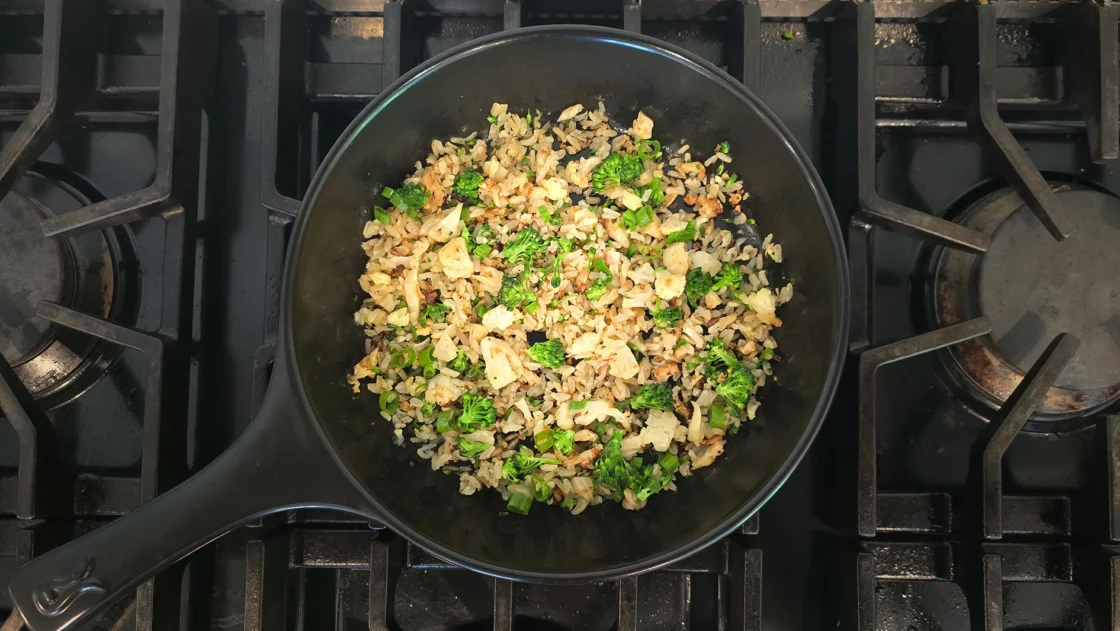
xmin=1 ymin=1 xmax=1118 ymax=630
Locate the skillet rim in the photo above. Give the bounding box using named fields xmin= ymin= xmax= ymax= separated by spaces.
xmin=282 ymin=24 xmax=850 ymax=582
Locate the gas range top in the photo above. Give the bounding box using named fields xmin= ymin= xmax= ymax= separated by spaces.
xmin=1 ymin=1 xmax=1117 ymax=630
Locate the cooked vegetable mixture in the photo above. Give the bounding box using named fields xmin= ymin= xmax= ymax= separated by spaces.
xmin=349 ymin=102 xmax=791 ymax=514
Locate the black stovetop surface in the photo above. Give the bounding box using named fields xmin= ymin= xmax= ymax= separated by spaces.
xmin=1 ymin=1 xmax=1118 ymax=630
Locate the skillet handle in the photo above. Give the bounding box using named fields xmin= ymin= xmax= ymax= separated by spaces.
xmin=5 ymin=377 xmax=367 ymax=631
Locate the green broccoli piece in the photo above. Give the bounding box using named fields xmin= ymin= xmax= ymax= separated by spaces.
xmin=593 ymin=430 xmax=631 ymax=494
xmin=591 ymin=153 xmax=644 ymax=192
xmin=453 ymin=169 xmax=484 ymax=203
xmin=664 ymin=220 xmax=697 ymax=245
xmin=449 ymin=350 xmax=470 ymax=373
xmin=705 ymin=338 xmax=741 ymax=374
xmin=548 ymin=237 xmax=574 ymax=287
xmin=635 ymin=177 xmax=664 ymax=207
xmin=457 ymin=437 xmax=490 ymax=460
xmin=501 ymin=446 xmax=562 ymax=482
xmin=456 ymin=392 xmax=496 ymax=431
xmin=629 ymin=384 xmax=674 ymax=410
xmin=619 ymin=204 xmax=655 ymax=231
xmin=628 ymin=461 xmax=672 ymax=502
xmin=649 ymin=305 xmax=683 ymax=328
xmin=553 ymin=429 xmax=575 ymax=456
xmin=715 ymin=364 xmax=755 ymax=413
xmin=463 ymin=222 xmax=496 ymax=257
xmin=526 ymin=339 xmax=566 ymax=368
xmin=497 ymin=272 xmax=536 ymax=310
xmin=382 ymin=182 xmax=429 ymax=217
xmin=421 ymin=301 xmax=451 ymax=325
xmin=501 ymin=228 xmax=546 ymax=266
xmin=685 ymin=268 xmax=714 ymax=307
xmin=711 ymin=263 xmax=743 ymax=293
xmin=585 ymin=257 xmax=614 ymax=302
xmin=529 ymin=475 xmax=551 ymax=501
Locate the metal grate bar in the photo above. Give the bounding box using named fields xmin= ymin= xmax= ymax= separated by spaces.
xmin=834 ymin=2 xmax=989 ymax=255
xmin=728 ymin=545 xmax=762 ymax=631
xmin=856 ymin=317 xmax=992 ymax=537
xmin=1108 ymin=416 xmax=1120 ymax=542
xmin=493 ymin=578 xmax=513 ymax=631
xmin=0 ymin=0 xmax=95 ymax=203
xmin=950 ymin=2 xmax=1076 ymax=242
xmin=622 ymin=0 xmax=640 ymax=32
xmin=0 ymin=355 xmax=58 ymax=519
xmin=503 ymin=0 xmax=520 ymax=29
xmin=617 ymin=575 xmax=638 ymax=631
xmin=39 ymin=0 xmax=217 ymax=239
xmin=978 ymin=333 xmax=1080 ymax=540
xmin=260 ymin=0 xmax=307 ymax=219
xmin=847 ymin=219 xmax=872 ymax=352
xmin=1060 ymin=1 xmax=1119 ymax=164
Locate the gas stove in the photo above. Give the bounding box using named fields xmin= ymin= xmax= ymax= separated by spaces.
xmin=0 ymin=1 xmax=1117 ymax=630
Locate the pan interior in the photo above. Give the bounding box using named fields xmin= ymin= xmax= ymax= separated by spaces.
xmin=288 ymin=28 xmax=844 ymax=577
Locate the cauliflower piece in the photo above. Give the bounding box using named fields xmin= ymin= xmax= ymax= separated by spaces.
xmin=621 ymin=434 xmax=643 ymax=459
xmin=573 ymin=400 xmax=626 ymax=426
xmin=655 ymin=269 xmax=686 ymax=300
xmin=607 ymin=343 xmax=640 ymax=380
xmin=438 ymin=238 xmax=474 ymax=279
xmin=569 ymin=331 xmax=601 ymax=358
xmin=745 ymin=287 xmax=781 ymax=326
xmin=480 ymin=337 xmax=523 ymax=390
xmin=557 ymin=103 xmax=584 ymax=121
xmin=687 ymin=404 xmax=705 ymax=445
xmin=403 ymin=267 xmax=421 ymax=320
xmin=481 ymin=305 xmax=518 ymax=332
xmin=461 ymin=429 xmax=495 ymax=446
xmin=629 ymin=262 xmax=656 ymax=285
xmin=659 ymin=213 xmax=689 ymax=237
xmin=690 ymin=250 xmax=723 ymax=276
xmin=640 ymin=410 xmax=680 ymax=452
xmin=425 ymin=374 xmax=465 ymax=406
xmin=420 ymin=204 xmax=464 ymax=243
xmin=433 ymin=329 xmax=458 ymax=362
xmin=387 ymin=307 xmax=409 ymax=327
xmin=689 ymin=438 xmax=725 ymax=469
xmin=631 ymin=111 xmax=654 ymax=140
xmin=540 ymin=177 xmax=569 ymax=201
xmin=663 ymin=242 xmax=691 ymax=276
xmin=607 ymin=186 xmax=644 ymax=211
xmin=368 ymin=272 xmax=391 ymax=286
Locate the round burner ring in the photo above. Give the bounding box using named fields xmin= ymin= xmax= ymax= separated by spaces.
xmin=932 ymin=185 xmax=1120 ymax=419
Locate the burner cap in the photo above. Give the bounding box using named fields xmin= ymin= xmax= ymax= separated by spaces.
xmin=979 ymin=189 xmax=1120 ymax=391
xmin=932 ymin=185 xmax=1120 ymax=420
xmin=0 ymin=192 xmax=70 ymax=364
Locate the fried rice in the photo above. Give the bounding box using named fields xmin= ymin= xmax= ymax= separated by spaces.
xmin=348 ymin=102 xmax=792 ymax=514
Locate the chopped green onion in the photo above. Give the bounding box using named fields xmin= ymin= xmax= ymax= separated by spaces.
xmin=418 ymin=347 xmax=437 ymax=379
xmin=388 ymin=348 xmax=415 ymax=370
xmin=487 ymin=115 xmax=497 ymax=124
xmin=716 ymin=163 xmax=725 ymax=176
xmin=658 ymin=452 xmax=680 ymax=473
xmin=435 ymin=410 xmax=454 ymax=433
xmin=568 ymin=400 xmax=588 ymax=411
xmin=710 ymin=404 xmax=727 ymax=429
xmin=728 ymin=174 xmax=739 ymax=185
xmin=373 ymin=206 xmax=391 ymax=224
xmin=760 ymin=348 xmax=775 ymax=361
xmin=636 ymin=139 xmax=662 ymax=161
xmin=718 ymin=141 xmax=730 ymax=154
xmin=507 ymin=492 xmax=532 ymax=515
xmin=378 ymin=391 xmax=400 ymax=415
xmin=535 ymin=429 xmax=555 ymax=452
xmin=525 ymin=301 xmax=540 ymax=314
xmin=421 ymin=401 xmax=436 ymax=416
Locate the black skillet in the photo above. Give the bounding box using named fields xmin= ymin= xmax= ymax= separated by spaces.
xmin=7 ymin=25 xmax=848 ymax=631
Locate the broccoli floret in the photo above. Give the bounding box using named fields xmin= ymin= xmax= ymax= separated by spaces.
xmin=664 ymin=220 xmax=696 ymax=246
xmin=502 ymin=228 xmax=546 ymax=266
xmin=548 ymin=237 xmax=574 ymax=287
xmin=591 ymin=153 xmax=644 ymax=192
xmin=711 ymin=263 xmax=743 ymax=293
xmin=382 ymin=182 xmax=429 ymax=217
xmin=497 ymin=272 xmax=536 ymax=310
xmin=456 ymin=392 xmax=496 ymax=431
xmin=619 ymin=204 xmax=655 ymax=231
xmin=705 ymin=338 xmax=741 ymax=374
xmin=553 ymin=429 xmax=575 ymax=456
xmin=501 ymin=446 xmax=562 ymax=482
xmin=628 ymin=461 xmax=673 ymax=502
xmin=421 ymin=301 xmax=451 ymax=325
xmin=593 ymin=430 xmax=631 ymax=493
xmin=629 ymin=384 xmax=674 ymax=410
xmin=526 ymin=338 xmax=566 ymax=368
xmin=457 ymin=437 xmax=490 ymax=460
xmin=585 ymin=257 xmax=614 ymax=302
xmin=453 ymin=169 xmax=484 ymax=203
xmin=449 ymin=350 xmax=470 ymax=373
xmin=649 ymin=305 xmax=683 ymax=328
xmin=685 ymin=268 xmax=714 ymax=307
xmin=634 ymin=177 xmax=664 ymax=207
xmin=715 ymin=364 xmax=755 ymax=413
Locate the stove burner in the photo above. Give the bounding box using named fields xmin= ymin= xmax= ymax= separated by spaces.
xmin=0 ymin=167 xmax=136 ymax=409
xmin=932 ymin=185 xmax=1120 ymax=420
